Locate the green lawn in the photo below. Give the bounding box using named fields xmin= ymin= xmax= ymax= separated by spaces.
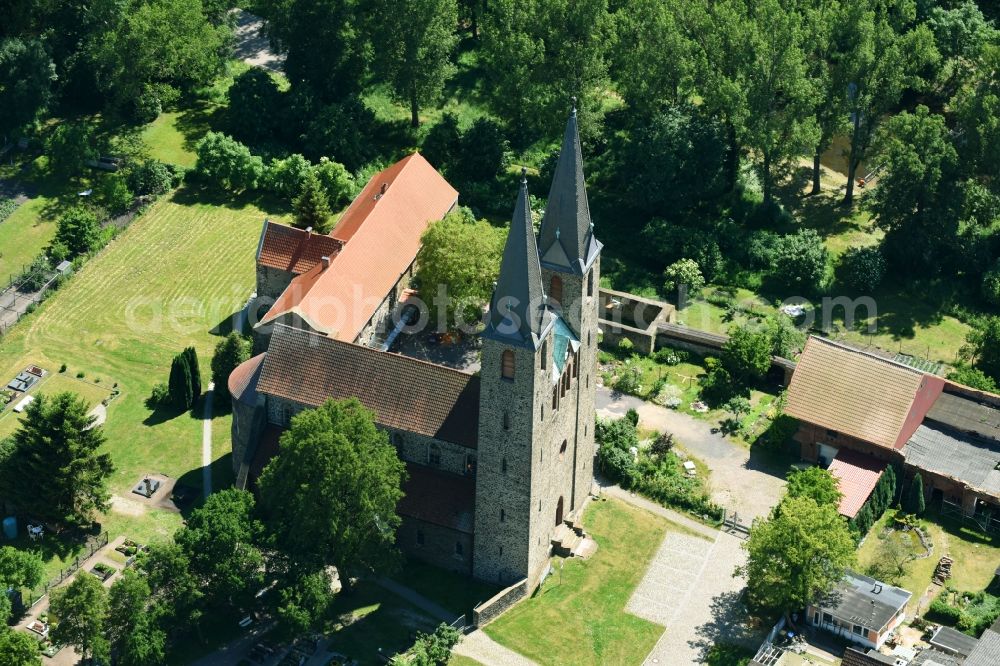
xmin=485 ymin=497 xmax=679 ymax=665
xmin=0 ymin=187 xmax=289 ymax=558
xmin=0 ymin=372 xmax=112 ymax=439
xmin=393 ymin=559 xmax=501 ymax=618
xmin=0 ymin=196 xmax=59 ymax=283
xmin=857 ymin=508 xmax=1000 ymax=616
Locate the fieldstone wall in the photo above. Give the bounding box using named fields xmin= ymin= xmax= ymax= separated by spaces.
xmin=471 ymin=578 xmax=528 ymax=627
xmin=256 ymin=265 xmax=295 ymax=303
xmin=231 ymin=394 xmax=266 ymax=487
xmin=391 ymin=428 xmax=475 ymax=476
xmin=397 ymin=516 xmax=473 ymax=576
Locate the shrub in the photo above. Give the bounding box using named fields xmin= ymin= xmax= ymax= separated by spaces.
xmin=771 ymin=229 xmax=829 ymax=294
xmin=839 ymin=245 xmax=887 ymax=293
xmin=723 ymin=396 xmax=751 ymax=418
xmin=76 ymin=371 xmax=85 ymax=378
xmin=649 ymin=432 xmax=675 ymax=456
xmin=617 ymin=337 xmax=634 ymax=353
xmin=928 ymin=597 xmax=963 ymax=625
xmin=701 ymin=362 xmax=738 ymax=407
xmin=264 ymin=153 xmax=313 ymax=198
xmin=615 ymin=366 xmax=642 ymax=395
xmin=55 ymin=206 xmax=101 ymax=257
xmin=421 ymin=112 xmax=461 ymax=172
xmin=0 ymin=198 xmax=18 ymax=223
xmin=663 ymin=259 xmax=705 ymax=298
xmin=599 ymin=444 xmax=637 ymax=485
xmin=59 ymin=364 xmax=67 ymax=373
xmin=625 ymin=408 xmax=640 ymax=427
xmin=127 ymin=160 xmax=173 ymax=196
xmin=313 ymin=157 xmax=354 ymax=208
xmin=97 ymin=173 xmax=134 ymax=216
xmin=18 ymin=255 xmax=51 ymax=291
xmin=194 ymin=131 xmax=265 ymax=191
xmin=595 ymin=416 xmax=639 ymax=452
xmin=947 ymin=365 xmax=998 ymax=392
xmin=982 ymin=259 xmax=1000 ymax=306
xmin=654 ymin=347 xmax=688 ymax=365
xmin=722 ymin=324 xmax=773 ymax=385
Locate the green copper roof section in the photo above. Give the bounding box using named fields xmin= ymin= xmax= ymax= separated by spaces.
xmin=550 ymin=316 xmax=579 ymax=380
xmin=484 ymin=171 xmax=554 ymax=350
xmin=539 ymin=104 xmax=602 ymax=275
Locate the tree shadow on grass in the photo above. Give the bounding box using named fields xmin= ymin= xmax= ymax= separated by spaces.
xmin=141 ymin=401 xmax=191 ymax=426
xmin=210 ymin=310 xmax=244 ymax=337
xmin=173 ymin=101 xmax=226 ymax=157
xmin=169 ymin=181 xmax=292 ymax=218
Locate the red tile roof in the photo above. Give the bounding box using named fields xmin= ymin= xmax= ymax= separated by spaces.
xmin=256 ymin=325 xmax=479 ymax=448
xmin=828 ymin=449 xmax=887 ymax=518
xmin=398 ymin=463 xmax=475 ymax=533
xmin=260 ymin=153 xmax=458 ymax=342
xmin=228 ymin=353 xmax=266 ymax=406
xmin=786 ymin=337 xmax=925 ymax=449
xmin=256 ymin=221 xmax=343 ymax=274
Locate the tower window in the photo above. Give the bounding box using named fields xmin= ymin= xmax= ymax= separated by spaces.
xmin=587 ymin=270 xmax=594 ymax=296
xmin=416 ymin=530 xmax=425 ymax=546
xmin=550 ymin=275 xmax=563 ymax=308
xmin=501 ymin=350 xmax=515 ymax=380
xmin=560 ymin=439 xmax=568 ymax=459
xmin=500 ymin=508 xmax=505 ymax=522
xmin=503 ymin=411 xmax=511 ymax=430
xmin=502 ymin=457 xmax=507 ymax=474
xmin=541 ymin=341 xmax=547 ymax=370
xmin=428 ymin=444 xmax=441 ymax=467
xmin=540 ymin=405 xmax=544 ymax=421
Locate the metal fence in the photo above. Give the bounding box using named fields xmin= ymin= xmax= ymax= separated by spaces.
xmin=25 ymin=531 xmax=110 ymax=608
xmin=0 ymin=264 xmax=60 ymax=336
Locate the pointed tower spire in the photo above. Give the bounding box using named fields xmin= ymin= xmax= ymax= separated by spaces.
xmin=538 ymin=102 xmax=601 ymax=275
xmin=485 ymin=169 xmax=553 ymax=349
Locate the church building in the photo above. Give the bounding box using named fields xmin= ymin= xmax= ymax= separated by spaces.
xmin=228 ymin=108 xmax=602 ymax=589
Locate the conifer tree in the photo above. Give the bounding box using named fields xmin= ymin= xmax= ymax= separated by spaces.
xmin=906 ymin=473 xmax=925 ymax=515
xmin=183 ymin=347 xmax=201 ymax=399
xmin=168 ymin=353 xmax=193 ymax=410
xmin=292 ymin=171 xmax=332 ymax=233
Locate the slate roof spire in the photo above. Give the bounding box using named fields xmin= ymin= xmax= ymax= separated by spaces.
xmin=538 ymin=99 xmax=602 ymax=275
xmin=484 ymin=169 xmax=553 ymax=349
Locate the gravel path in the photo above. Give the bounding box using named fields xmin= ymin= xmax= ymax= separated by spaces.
xmin=596 ymin=387 xmax=787 ymax=522
xmin=453 ymin=630 xmax=539 ymax=666
xmin=202 ymin=382 xmax=214 ymax=498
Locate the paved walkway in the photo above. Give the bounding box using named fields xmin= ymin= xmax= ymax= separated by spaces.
xmin=453 ymin=630 xmax=539 ymax=666
xmin=596 ymin=387 xmax=787 ymax=521
xmin=231 ymin=9 xmax=285 ymax=72
xmin=609 ymin=489 xmax=765 ymax=665
xmin=376 ymin=577 xmax=457 ymax=623
xmin=202 ymin=382 xmax=214 ymax=497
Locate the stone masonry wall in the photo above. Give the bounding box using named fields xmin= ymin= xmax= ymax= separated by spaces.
xmin=391 ymin=428 xmax=475 ymax=476
xmin=471 ymin=578 xmax=528 ymax=627
xmin=256 ymin=265 xmax=295 ymax=303
xmin=397 ymin=516 xmax=473 ymax=578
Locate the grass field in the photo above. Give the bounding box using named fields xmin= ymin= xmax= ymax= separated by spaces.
xmin=0 ymin=187 xmax=288 ymax=552
xmin=485 ymin=497 xmax=673 ymax=665
xmin=0 ymin=372 xmax=112 ymax=439
xmin=857 ymin=508 xmax=1000 ymax=615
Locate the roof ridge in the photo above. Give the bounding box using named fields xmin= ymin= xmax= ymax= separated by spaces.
xmin=808 ymin=335 xmax=924 ymax=376
xmin=271 ymin=323 xmax=477 ymax=379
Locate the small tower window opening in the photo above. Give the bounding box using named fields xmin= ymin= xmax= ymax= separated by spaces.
xmin=541 ymin=341 xmax=548 ymax=370
xmin=502 ymin=457 xmax=508 ymax=474
xmin=428 ymin=444 xmax=441 ymax=467
xmin=587 ymin=270 xmax=594 ymax=296
xmin=552 ymin=386 xmax=558 ymax=411
xmin=500 ymin=508 xmax=505 ymax=522
xmin=560 ymin=439 xmax=568 ymax=460
xmin=550 ymin=275 xmax=563 ymax=308
xmin=501 ymin=350 xmax=515 ymax=380
xmin=416 ymin=530 xmax=425 ymax=546
xmin=503 ymin=410 xmax=512 ymax=430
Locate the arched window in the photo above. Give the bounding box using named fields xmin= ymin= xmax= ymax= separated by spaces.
xmin=503 ymin=411 xmax=511 ymax=430
xmin=550 ymin=275 xmax=563 ymax=307
xmin=541 ymin=340 xmax=547 ymax=370
xmin=501 ymin=350 xmax=515 ymax=380
xmin=559 ymin=439 xmax=568 ymax=460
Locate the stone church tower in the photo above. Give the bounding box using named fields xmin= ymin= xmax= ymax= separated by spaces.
xmin=474 ymin=107 xmax=602 ymax=588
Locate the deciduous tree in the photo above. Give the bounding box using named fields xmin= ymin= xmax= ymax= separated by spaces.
xmin=55 ymin=206 xmax=101 ymax=257
xmin=107 ymin=571 xmax=166 ymax=666
xmin=372 ymin=0 xmax=459 ymax=127
xmin=50 ymin=572 xmax=110 ymax=663
xmin=211 ymin=332 xmax=252 ymax=402
xmin=0 ymin=37 xmax=56 ymax=141
xmin=736 ymin=495 xmax=856 ymax=614
xmin=0 ymin=547 xmax=43 ymax=623
xmin=415 ymin=210 xmax=505 ymax=327
xmin=257 ymin=398 xmax=407 ymax=578
xmin=0 ymin=628 xmax=41 ymax=665
xmin=786 ymin=467 xmax=843 ymax=507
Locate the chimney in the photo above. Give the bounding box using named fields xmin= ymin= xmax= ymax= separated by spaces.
xmin=380 ymin=183 xmax=388 ymax=195
xmin=321 ymin=256 xmax=331 ymax=269
xmin=306 ymin=226 xmax=313 ymax=237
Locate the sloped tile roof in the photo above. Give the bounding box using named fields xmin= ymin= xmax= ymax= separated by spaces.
xmin=261 ymin=153 xmax=457 ymax=342
xmin=965 ymin=626 xmax=1000 ymax=666
xmin=786 ymin=337 xmax=925 ymax=449
xmin=842 ymin=648 xmax=896 ymax=666
xmin=256 ymin=325 xmax=479 ymax=448
xmin=827 ymin=449 xmax=887 ymax=518
xmin=256 ymin=221 xmax=343 ymax=274
xmin=228 ymin=353 xmax=266 ymax=406
xmin=398 ymin=463 xmax=475 ymax=533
